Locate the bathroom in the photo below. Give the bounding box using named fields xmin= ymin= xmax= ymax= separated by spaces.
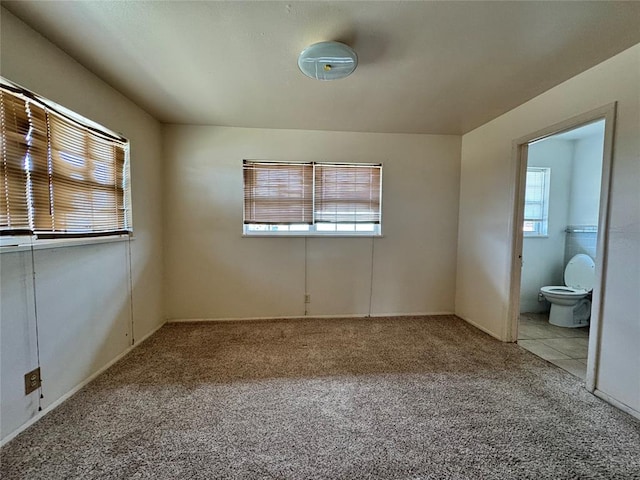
xmin=517 ymin=120 xmax=605 ymax=379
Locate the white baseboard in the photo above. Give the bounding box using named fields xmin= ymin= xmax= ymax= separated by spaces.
xmin=455 ymin=313 xmax=505 ymax=341
xmin=593 ymin=389 xmax=640 ymax=421
xmin=168 ymin=312 xmax=455 ymax=323
xmin=1 ymin=320 xmax=166 ymax=447
xmin=372 ymin=311 xmax=454 ymax=317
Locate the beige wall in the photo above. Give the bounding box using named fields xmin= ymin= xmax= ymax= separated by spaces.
xmin=163 ymin=126 xmax=461 ymax=320
xmin=457 ymin=44 xmax=640 ymax=414
xmin=0 ymin=9 xmax=164 ymax=441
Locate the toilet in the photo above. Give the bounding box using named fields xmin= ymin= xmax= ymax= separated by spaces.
xmin=540 ymin=254 xmax=595 ymax=328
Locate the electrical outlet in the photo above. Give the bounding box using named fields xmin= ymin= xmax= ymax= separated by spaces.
xmin=304 ymin=294 xmax=311 ymax=304
xmin=24 ymin=367 xmax=41 ymax=395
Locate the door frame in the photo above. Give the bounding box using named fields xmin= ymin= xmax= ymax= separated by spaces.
xmin=507 ymin=102 xmax=617 ymax=392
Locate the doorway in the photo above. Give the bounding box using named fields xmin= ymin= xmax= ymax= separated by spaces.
xmin=508 ymin=104 xmax=616 ymax=392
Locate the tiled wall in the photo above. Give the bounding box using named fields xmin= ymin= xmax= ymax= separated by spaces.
xmin=564 ymin=226 xmax=597 ymax=264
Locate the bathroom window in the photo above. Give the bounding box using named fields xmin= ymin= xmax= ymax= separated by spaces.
xmin=523 ymin=167 xmax=550 ymax=237
xmin=243 ymin=161 xmax=382 ymax=236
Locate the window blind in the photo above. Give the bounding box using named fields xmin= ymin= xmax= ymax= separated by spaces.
xmin=524 ymin=169 xmax=545 ymax=220
xmin=43 ymin=114 xmax=127 ymax=235
xmin=314 ymin=163 xmax=382 ymax=223
xmin=243 ymin=161 xmax=382 ymax=227
xmin=243 ymin=161 xmax=313 ymax=224
xmin=524 ymin=167 xmax=549 ymax=236
xmin=28 ymin=101 xmax=51 ymax=233
xmin=0 ymin=89 xmax=31 ymax=233
xmin=0 ymin=82 xmax=130 ymax=238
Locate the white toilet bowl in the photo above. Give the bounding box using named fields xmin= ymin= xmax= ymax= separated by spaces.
xmin=540 ymin=254 xmax=595 ymax=328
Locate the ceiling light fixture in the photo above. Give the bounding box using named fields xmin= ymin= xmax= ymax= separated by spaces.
xmin=297 ymin=41 xmax=358 ymax=80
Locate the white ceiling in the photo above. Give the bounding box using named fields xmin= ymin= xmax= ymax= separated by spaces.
xmin=552 ymin=119 xmax=605 ymax=141
xmin=4 ymin=1 xmax=640 ymax=135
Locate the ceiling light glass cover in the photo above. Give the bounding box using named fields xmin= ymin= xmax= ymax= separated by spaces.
xmin=298 ymin=41 xmax=358 ymax=80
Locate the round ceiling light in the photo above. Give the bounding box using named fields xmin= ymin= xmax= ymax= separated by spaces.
xmin=297 ymin=41 xmax=358 ymax=80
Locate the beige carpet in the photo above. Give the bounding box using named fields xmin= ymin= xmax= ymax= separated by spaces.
xmin=1 ymin=315 xmax=639 ymax=479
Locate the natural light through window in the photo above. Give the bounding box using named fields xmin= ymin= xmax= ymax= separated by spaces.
xmin=523 ymin=167 xmax=550 ymax=237
xmin=0 ymin=79 xmax=131 ymax=242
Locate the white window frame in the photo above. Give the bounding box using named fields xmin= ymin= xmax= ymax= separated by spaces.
xmin=523 ymin=167 xmax=550 ymax=237
xmin=243 ymin=223 xmax=382 ymax=237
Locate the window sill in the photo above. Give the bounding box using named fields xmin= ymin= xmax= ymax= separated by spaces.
xmin=0 ymin=234 xmax=133 ymax=254
xmin=242 ymin=234 xmax=384 ymax=238
xmin=523 ymin=235 xmax=549 ymax=239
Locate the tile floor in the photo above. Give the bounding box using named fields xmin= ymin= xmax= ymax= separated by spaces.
xmin=518 ymin=312 xmax=589 ymax=380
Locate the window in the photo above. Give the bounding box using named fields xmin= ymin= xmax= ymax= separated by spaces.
xmin=0 ymin=79 xmax=131 ymax=241
xmin=243 ymin=161 xmax=382 ymax=236
xmin=523 ymin=167 xmax=550 ymax=236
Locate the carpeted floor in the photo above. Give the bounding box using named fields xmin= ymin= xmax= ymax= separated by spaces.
xmin=1 ymin=315 xmax=639 ymax=479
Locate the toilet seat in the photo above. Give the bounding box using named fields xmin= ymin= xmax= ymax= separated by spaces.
xmin=540 ymin=285 xmax=588 ymax=296
xmin=564 ymin=254 xmax=595 ymax=291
